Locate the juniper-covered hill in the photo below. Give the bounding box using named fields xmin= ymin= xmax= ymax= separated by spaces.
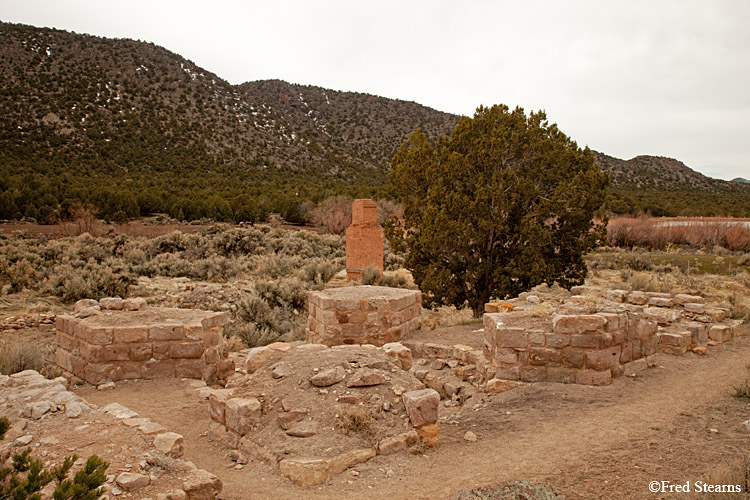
xmin=1 ymin=21 xmax=748 ymax=222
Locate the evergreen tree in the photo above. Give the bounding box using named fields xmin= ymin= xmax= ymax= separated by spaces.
xmin=387 ymin=105 xmax=608 ymax=315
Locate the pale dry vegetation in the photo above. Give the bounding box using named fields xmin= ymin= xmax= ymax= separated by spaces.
xmin=608 ymin=217 xmax=750 ymax=251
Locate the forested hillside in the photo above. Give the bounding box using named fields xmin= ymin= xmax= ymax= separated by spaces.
xmin=1 ymin=21 xmax=748 ymax=223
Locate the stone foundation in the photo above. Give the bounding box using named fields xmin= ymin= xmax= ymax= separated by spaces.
xmin=481 ymin=285 xmax=739 ymax=386
xmin=484 ymin=311 xmax=657 ymax=386
xmin=55 ymin=303 xmax=233 ymax=386
xmin=306 ymin=285 xmax=421 ymax=346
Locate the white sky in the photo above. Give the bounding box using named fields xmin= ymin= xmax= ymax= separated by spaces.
xmin=2 ymin=0 xmax=749 ymax=180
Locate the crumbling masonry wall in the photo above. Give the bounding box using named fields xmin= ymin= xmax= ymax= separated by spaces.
xmin=483 ymin=286 xmax=738 ymax=386
xmin=345 ymin=199 xmax=383 ymax=280
xmin=306 ymin=286 xmax=421 ymax=346
xmin=484 ymin=311 xmax=658 ymax=386
xmin=55 ymin=301 xmax=233 ymax=386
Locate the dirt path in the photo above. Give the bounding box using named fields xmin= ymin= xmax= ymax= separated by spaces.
xmin=78 ymin=333 xmax=750 ymax=500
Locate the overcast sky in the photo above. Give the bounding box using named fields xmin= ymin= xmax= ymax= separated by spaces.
xmin=2 ymin=0 xmax=749 ymax=180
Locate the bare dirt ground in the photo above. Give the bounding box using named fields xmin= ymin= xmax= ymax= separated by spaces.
xmin=75 ymin=328 xmax=750 ymax=500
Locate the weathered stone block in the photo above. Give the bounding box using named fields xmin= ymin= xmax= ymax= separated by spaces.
xmin=225 ymin=397 xmax=261 ymax=436
xmin=494 ymin=364 xmax=520 ymax=380
xmin=545 ymin=333 xmax=570 ymax=348
xmin=674 ymin=294 xmax=705 ymax=305
xmin=495 ymin=348 xmax=518 ymax=365
xmin=627 ymin=291 xmax=648 ymax=305
xmin=547 ymin=367 xmax=577 ymax=384
xmin=169 ymin=341 xmax=204 ymax=359
xmin=575 ymin=369 xmax=612 ymax=386
xmin=649 ymin=297 xmax=674 ymax=308
xmin=402 ymin=389 xmax=440 ymax=427
xmin=528 ymin=347 xmax=561 ymax=367
xmin=519 ymin=366 xmax=548 ymax=382
xmin=552 ymin=314 xmax=605 ymax=334
xmin=585 ymin=346 xmax=621 ymax=371
xmin=709 ymin=325 xmax=733 ymax=343
xmin=112 ymin=326 xmax=148 ymax=344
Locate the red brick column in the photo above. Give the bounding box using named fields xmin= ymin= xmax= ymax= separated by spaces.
xmin=345 ymin=199 xmax=383 ymax=280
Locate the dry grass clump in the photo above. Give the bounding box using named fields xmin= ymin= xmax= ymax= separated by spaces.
xmin=422 ymin=305 xmax=477 ymax=330
xmin=336 ymin=405 xmax=379 ymax=443
xmin=0 ymin=340 xmax=52 ymax=375
xmin=608 ymin=217 xmax=750 ymax=251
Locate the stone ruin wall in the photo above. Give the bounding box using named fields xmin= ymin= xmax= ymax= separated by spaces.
xmin=483 ymin=286 xmax=738 ymax=386
xmin=55 ymin=297 xmax=234 ymax=386
xmin=484 ymin=310 xmax=657 ymax=386
xmin=306 ymin=286 xmax=421 ymax=346
xmin=345 ymin=199 xmax=383 ymax=280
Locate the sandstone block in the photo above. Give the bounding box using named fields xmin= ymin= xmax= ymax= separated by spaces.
xmin=225 ymin=397 xmax=261 ymax=436
xmin=99 ymin=297 xmax=124 ymax=310
xmin=627 ymin=291 xmax=648 ymax=305
xmin=528 ymin=347 xmax=561 ymax=366
xmin=561 ymin=347 xmax=585 ymax=369
xmin=552 ymin=314 xmax=605 ymax=334
xmin=377 ymin=431 xmax=419 ymax=455
xmin=529 ymin=330 xmax=546 ymax=346
xmin=154 ymin=432 xmax=184 ymax=458
xmin=494 ymin=347 xmax=517 ymax=364
xmin=74 ymin=299 xmax=99 ymax=313
xmin=575 ymin=369 xmax=612 ymax=386
xmin=658 ymin=332 xmax=690 ymax=347
xmin=520 ymin=366 xmax=548 ymax=382
xmin=101 ymin=344 xmax=130 ymax=362
xmin=570 ymin=334 xmax=607 ymax=349
xmin=494 ymin=365 xmax=520 ymax=381
xmin=403 ymin=389 xmax=439 ymax=427
xmin=658 ymin=344 xmax=689 ymax=356
xmin=684 ymin=303 xmax=706 ymax=314
xmin=116 ymin=472 xmax=150 ymax=492
xmin=545 ymin=333 xmax=570 ymax=349
xmin=208 ymin=389 xmax=232 ymax=424
xmin=113 ymin=326 xmax=148 ymax=344
xmin=245 ymin=346 xmax=276 ymax=374
xmin=494 ymin=327 xmax=529 ymax=349
xmin=149 ymin=324 xmax=184 ymax=341
xmin=708 ymin=325 xmax=733 ymax=343
xmin=674 ymin=294 xmax=705 ymax=305
xmin=122 ymin=297 xmax=148 ymax=311
xmin=83 ymin=327 xmax=112 ymax=345
xmin=130 ymin=342 xmax=152 ymax=361
xmin=277 ymin=409 xmax=308 ymax=430
xmin=310 ymin=366 xmax=346 ymax=387
xmin=547 ymin=367 xmax=576 ymax=384
xmin=452 ymin=344 xmax=475 ymax=363
xmin=169 ymin=341 xmax=204 ymax=359
xmin=649 ymin=297 xmax=674 ymax=308
xmin=382 ymin=342 xmax=412 ymax=370
xmin=112 ymin=361 xmax=142 ymax=381
xmin=586 ymin=346 xmax=622 ymax=371
xmin=182 ymin=469 xmax=222 ymax=500
xmin=142 ymin=359 xmax=176 ymax=379
xmin=422 ymin=343 xmax=454 ymax=358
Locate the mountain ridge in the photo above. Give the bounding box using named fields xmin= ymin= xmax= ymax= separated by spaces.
xmin=1 ymin=21 xmax=748 ymax=220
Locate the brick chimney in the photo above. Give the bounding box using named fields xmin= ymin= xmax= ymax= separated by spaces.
xmin=345 ymin=199 xmax=383 ymax=280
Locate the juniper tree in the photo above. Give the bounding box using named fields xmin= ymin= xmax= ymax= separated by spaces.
xmin=387 ymin=105 xmax=608 ymax=315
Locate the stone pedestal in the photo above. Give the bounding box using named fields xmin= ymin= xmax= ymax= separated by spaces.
xmin=306 ymin=286 xmax=421 ymax=346
xmin=345 ymin=199 xmax=383 ymax=280
xmin=55 ymin=308 xmax=233 ymax=385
